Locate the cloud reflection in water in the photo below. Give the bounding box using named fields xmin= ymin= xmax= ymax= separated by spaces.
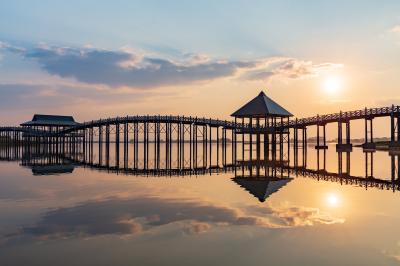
xmin=6 ymin=196 xmax=345 ymax=240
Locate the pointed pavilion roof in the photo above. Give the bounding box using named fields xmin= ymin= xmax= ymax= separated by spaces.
xmin=231 ymin=91 xmax=293 ymax=118
xmin=233 ymin=177 xmax=292 ymax=202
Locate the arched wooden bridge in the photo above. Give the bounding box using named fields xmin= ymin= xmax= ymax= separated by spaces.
xmin=1 ymin=105 xmax=400 ymax=164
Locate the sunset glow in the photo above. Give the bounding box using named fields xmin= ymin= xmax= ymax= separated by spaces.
xmin=326 ymin=193 xmax=340 ymax=207
xmin=323 ymin=76 xmax=342 ymax=95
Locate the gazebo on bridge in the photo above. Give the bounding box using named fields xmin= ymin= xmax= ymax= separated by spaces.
xmin=20 ymin=114 xmax=79 ymax=133
xmin=231 ymin=91 xmax=293 ymax=160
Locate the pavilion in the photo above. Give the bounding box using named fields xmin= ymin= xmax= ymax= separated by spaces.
xmin=231 ymin=91 xmax=293 ymax=161
xmin=21 ymin=114 xmax=79 ymax=132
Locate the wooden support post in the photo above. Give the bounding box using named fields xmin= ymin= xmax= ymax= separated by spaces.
xmin=217 ymin=126 xmax=219 ymax=165
xmin=397 ymin=106 xmax=400 ymax=142
xmin=391 ymin=155 xmax=396 ymax=182
xmin=391 ymin=110 xmax=395 ymax=142
xmin=144 ymin=122 xmax=147 ymax=168
xmin=256 ymin=118 xmax=260 ymax=161
xmin=223 ymin=127 xmax=227 ymax=166
xmin=146 ymin=121 xmax=149 ymax=169
xmin=231 ymin=128 xmax=234 ymax=164
xmin=249 ymin=117 xmax=253 ymax=162
xmin=116 ymin=123 xmax=120 ymax=167
xmin=209 ymin=125 xmax=212 ymax=167
xmin=189 ymin=122 xmax=192 ymax=169
xmin=287 ymin=117 xmax=290 ymax=161
xmin=99 ymin=126 xmax=103 ymax=164
xmin=242 ymin=118 xmax=245 ymax=161
xmin=105 ymin=124 xmax=110 ymax=166
xmin=169 ymin=120 xmax=172 ymax=169
xmin=280 ymin=117 xmax=283 ymax=160
xmin=154 ymin=122 xmax=158 ymax=168
xmin=272 ymin=117 xmax=277 ymax=160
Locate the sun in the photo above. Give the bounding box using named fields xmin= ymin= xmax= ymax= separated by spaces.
xmin=323 ymin=76 xmax=342 ymax=94
xmin=326 ymin=193 xmax=340 ymax=207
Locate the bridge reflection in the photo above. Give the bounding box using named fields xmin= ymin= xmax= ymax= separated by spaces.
xmin=1 ymin=144 xmax=399 ymax=198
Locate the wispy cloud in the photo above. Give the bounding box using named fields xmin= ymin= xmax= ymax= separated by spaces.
xmin=3 ymin=197 xmax=344 ymax=241
xmin=244 ymin=59 xmax=343 ymax=81
xmin=389 ymin=25 xmax=400 ymax=33
xmin=1 ymin=42 xmax=343 ymax=89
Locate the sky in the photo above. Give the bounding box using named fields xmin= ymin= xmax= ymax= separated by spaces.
xmin=1 ymin=0 xmax=400 ymax=137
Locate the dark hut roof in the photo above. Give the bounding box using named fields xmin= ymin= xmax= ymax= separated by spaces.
xmin=21 ymin=114 xmax=79 ymax=127
xmin=31 ymin=164 xmax=75 ymax=175
xmin=233 ymin=177 xmax=292 ymax=202
xmin=231 ymin=91 xmax=293 ymax=118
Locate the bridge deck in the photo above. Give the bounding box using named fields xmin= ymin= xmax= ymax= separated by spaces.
xmin=1 ymin=105 xmax=399 ymax=136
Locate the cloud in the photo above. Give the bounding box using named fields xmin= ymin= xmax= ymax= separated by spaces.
xmin=248 ymin=204 xmax=345 ymax=227
xmin=389 ymin=25 xmax=400 ymax=33
xmin=4 ymin=197 xmax=344 ymax=241
xmin=0 ymin=83 xmax=92 ymax=111
xmin=244 ymin=59 xmax=343 ymax=81
xmin=1 ymin=42 xmax=343 ymax=89
xmin=183 ymin=221 xmax=211 ymax=235
xmin=0 ymin=83 xmax=154 ymax=114
xmin=14 ymin=45 xmax=254 ymax=88
xmin=0 ymin=41 xmax=25 ymax=54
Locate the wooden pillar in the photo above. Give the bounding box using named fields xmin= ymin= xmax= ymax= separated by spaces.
xmin=287 ymin=117 xmax=290 ymax=161
xmin=99 ymin=126 xmax=103 ymax=164
xmin=116 ymin=123 xmax=120 ymax=165
xmin=364 ymin=118 xmax=368 ymax=143
xmin=391 ymin=109 xmax=395 ymax=142
xmin=273 ymin=117 xmax=277 ymax=160
xmin=208 ymin=125 xmax=212 ymax=167
xmin=397 ymin=106 xmax=400 ymax=142
xmin=346 ymin=121 xmax=350 ymax=144
xmin=280 ymin=117 xmax=283 ymax=160
xmin=189 ymin=122 xmax=192 ymax=169
xmin=169 ymin=120 xmax=172 ymax=169
xmin=146 ymin=121 xmax=149 ymax=169
xmin=223 ymin=127 xmax=226 ymax=166
xmin=217 ymin=126 xmax=219 ymax=165
xmin=143 ymin=121 xmax=147 ymax=168
xmin=124 ymin=122 xmax=128 ymax=168
xmin=155 ymin=121 xmax=158 ymax=168
xmin=256 ymin=118 xmax=260 ymax=161
xmin=242 ymin=118 xmax=244 ymax=161
xmin=263 ymin=117 xmax=267 ymax=161
xmin=231 ymin=127 xmax=234 ymax=164
xmin=249 ymin=117 xmax=253 ymax=162
xmin=105 ymin=124 xmax=110 ymax=166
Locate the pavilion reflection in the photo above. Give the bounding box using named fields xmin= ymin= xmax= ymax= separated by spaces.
xmin=0 ymin=144 xmax=78 ymax=175
xmin=0 ymin=144 xmax=400 ymax=195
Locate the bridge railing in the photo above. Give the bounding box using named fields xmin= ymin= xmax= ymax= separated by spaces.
xmin=280 ymin=105 xmax=399 ymax=128
xmin=2 ymin=105 xmax=399 ymax=135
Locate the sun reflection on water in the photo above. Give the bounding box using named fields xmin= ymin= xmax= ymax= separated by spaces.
xmin=326 ymin=193 xmax=340 ymax=207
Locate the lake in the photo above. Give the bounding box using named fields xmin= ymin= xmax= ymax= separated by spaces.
xmin=0 ymin=143 xmax=400 ymax=266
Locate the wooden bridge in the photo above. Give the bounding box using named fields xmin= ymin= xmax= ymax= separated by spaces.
xmin=0 ymin=144 xmax=399 ymax=193
xmin=1 ymin=89 xmax=400 ymax=165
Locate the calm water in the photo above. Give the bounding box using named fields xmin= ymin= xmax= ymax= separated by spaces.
xmin=1 ymin=143 xmax=400 ymax=266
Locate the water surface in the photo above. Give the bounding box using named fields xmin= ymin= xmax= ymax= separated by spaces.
xmin=0 ymin=143 xmax=400 ymax=266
